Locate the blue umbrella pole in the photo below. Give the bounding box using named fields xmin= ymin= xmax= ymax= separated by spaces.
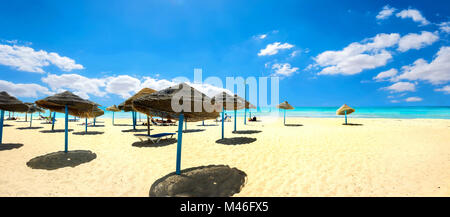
xmin=221 ymin=107 xmax=224 ymax=139
xmin=284 ymin=109 xmax=286 ymax=125
xmin=185 ymin=118 xmax=187 ymax=130
xmin=234 ymin=109 xmax=237 ymax=132
xmin=176 ymin=114 xmax=184 ymax=175
xmin=52 ymin=112 xmax=56 ymax=131
xmin=85 ymin=118 xmax=88 ymax=133
xmin=93 ymin=117 xmax=96 ymax=126
xmin=112 ymin=112 xmax=115 ymax=125
xmin=132 ymin=111 xmax=136 ymax=130
xmin=202 ymin=120 xmax=204 ymax=126
xmin=64 ymin=105 xmax=68 ymax=153
xmin=345 ymin=110 xmax=347 ymax=125
xmin=30 ymin=113 xmax=33 ymax=127
xmin=0 ymin=110 xmax=4 ymax=144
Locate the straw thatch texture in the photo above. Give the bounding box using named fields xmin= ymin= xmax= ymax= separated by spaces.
xmin=277 ymin=101 xmax=294 ymax=110
xmin=212 ymin=92 xmax=254 ymax=111
xmin=118 ymin=88 xmax=156 ymax=112
xmin=0 ymin=91 xmax=29 ymax=112
xmin=105 ymin=105 xmax=120 ymax=112
xmin=77 ymin=106 xmax=104 ymax=118
xmin=27 ymin=104 xmax=45 ymax=113
xmin=336 ymin=104 xmax=355 ymax=115
xmin=132 ymin=83 xmax=220 ymax=122
xmin=35 ymin=91 xmax=95 ymax=117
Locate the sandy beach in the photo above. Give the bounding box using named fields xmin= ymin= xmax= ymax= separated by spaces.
xmin=0 ymin=116 xmax=449 ymax=197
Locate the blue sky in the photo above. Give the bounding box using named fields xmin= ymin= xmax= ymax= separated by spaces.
xmin=0 ymin=0 xmax=449 ymax=107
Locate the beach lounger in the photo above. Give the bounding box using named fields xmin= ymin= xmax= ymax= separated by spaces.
xmin=137 ymin=133 xmax=176 ymax=143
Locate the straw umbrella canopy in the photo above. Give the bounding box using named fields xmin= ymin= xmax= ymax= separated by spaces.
xmin=336 ymin=104 xmax=355 ymax=125
xmin=0 ymin=91 xmax=29 ymax=113
xmin=0 ymin=91 xmax=29 ymax=144
xmin=277 ymin=101 xmax=294 ymax=125
xmin=132 ymin=83 xmax=220 ymax=175
xmin=26 ymin=103 xmax=45 ymax=128
xmin=35 ymin=91 xmax=96 ymax=152
xmin=212 ymin=92 xmax=253 ymax=136
xmin=106 ymin=105 xmax=120 ymax=125
xmin=120 ymin=88 xmax=157 ymax=130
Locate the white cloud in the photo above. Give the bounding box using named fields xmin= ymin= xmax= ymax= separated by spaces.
xmin=0 ymin=44 xmax=83 ymax=73
xmin=373 ymin=68 xmax=398 ymax=81
xmin=383 ymin=82 xmax=416 ymax=92
xmin=315 ymin=33 xmax=399 ymax=75
xmin=290 ymin=50 xmax=299 ymax=57
xmin=397 ymin=31 xmax=439 ymax=52
xmin=271 ymin=63 xmax=299 ymax=76
xmin=187 ymin=82 xmax=233 ymax=98
xmin=435 ymin=85 xmax=450 ymax=94
xmin=396 ymin=46 xmax=450 ymax=85
xmin=376 ymin=5 xmax=396 ymax=20
xmin=258 ymin=42 xmax=294 ymax=56
xmin=396 ymin=9 xmax=430 ymax=26
xmin=0 ymin=80 xmax=52 ymax=98
xmin=438 ymin=21 xmax=450 ymax=33
xmin=390 ymin=99 xmax=400 ymax=103
xmin=105 ymin=75 xmax=142 ymax=99
xmin=258 ymin=34 xmax=267 ymax=39
xmin=42 ymin=73 xmax=107 ymax=99
xmin=405 ymin=97 xmax=423 ymax=102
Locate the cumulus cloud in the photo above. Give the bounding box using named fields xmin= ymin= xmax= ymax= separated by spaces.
xmin=0 ymin=44 xmax=83 ymax=73
xmin=438 ymin=21 xmax=450 ymax=33
xmin=0 ymin=80 xmax=52 ymax=98
xmin=435 ymin=85 xmax=450 ymax=94
xmin=271 ymin=63 xmax=299 ymax=77
xmin=376 ymin=5 xmax=396 ymax=20
xmin=383 ymin=82 xmax=416 ymax=92
xmin=396 ymin=9 xmax=430 ymax=26
xmin=258 ymin=42 xmax=294 ymax=56
xmin=396 ymin=46 xmax=450 ymax=85
xmin=315 ymin=33 xmax=399 ymax=75
xmin=397 ymin=31 xmax=439 ymax=52
xmin=105 ymin=75 xmax=142 ymax=99
xmin=42 ymin=73 xmax=107 ymax=99
xmin=373 ymin=68 xmax=398 ymax=82
xmin=405 ymin=96 xmax=423 ymax=102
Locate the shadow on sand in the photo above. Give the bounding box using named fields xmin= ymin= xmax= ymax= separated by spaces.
xmin=113 ymin=124 xmax=133 ymax=127
xmin=132 ymin=138 xmax=177 ymax=148
xmin=39 ymin=129 xmax=74 ymax=133
xmin=122 ymin=129 xmax=148 ymax=133
xmin=3 ymin=124 xmax=13 ymax=127
xmin=72 ymin=131 xmax=105 ymax=135
xmin=180 ymin=129 xmax=205 ymax=133
xmin=16 ymin=127 xmax=44 ymax=130
xmin=232 ymin=130 xmax=262 ymax=134
xmin=89 ymin=125 xmax=105 ymax=127
xmin=216 ymin=137 xmax=257 ymax=145
xmin=343 ymin=123 xmax=363 ymax=126
xmin=284 ymin=124 xmax=303 ymax=127
xmin=149 ymin=165 xmax=247 ymax=197
xmin=0 ymin=143 xmax=24 ymax=151
xmin=196 ymin=124 xmax=219 ymax=127
xmin=26 ymin=150 xmax=97 ymax=170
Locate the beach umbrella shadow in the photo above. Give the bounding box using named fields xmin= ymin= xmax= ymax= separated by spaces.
xmin=149 ymin=165 xmax=247 ymax=197
xmin=132 ymin=138 xmax=177 ymax=148
xmin=40 ymin=129 xmax=74 ymax=133
xmin=16 ymin=126 xmax=44 ymax=130
xmin=113 ymin=124 xmax=133 ymax=127
xmin=72 ymin=131 xmax=104 ymax=135
xmin=122 ymin=128 xmax=148 ymax=133
xmin=215 ymin=137 xmax=257 ymax=145
xmin=0 ymin=143 xmax=23 ymax=151
xmin=3 ymin=124 xmax=13 ymax=127
xmin=89 ymin=124 xmax=105 ymax=127
xmin=232 ymin=130 xmax=262 ymax=134
xmin=196 ymin=124 xmax=219 ymax=127
xmin=180 ymin=129 xmax=205 ymax=133
xmin=284 ymin=124 xmax=303 ymax=127
xmin=342 ymin=123 xmax=363 ymax=126
xmin=26 ymin=150 xmax=97 ymax=170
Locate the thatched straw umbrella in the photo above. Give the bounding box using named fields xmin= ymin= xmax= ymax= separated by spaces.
xmin=0 ymin=91 xmax=29 ymax=144
xmin=336 ymin=104 xmax=355 ymax=125
xmin=132 ymin=83 xmax=220 ymax=175
xmin=212 ymin=92 xmax=253 ymax=138
xmin=77 ymin=106 xmax=104 ymax=133
xmin=35 ymin=91 xmax=95 ymax=152
xmin=106 ymin=105 xmax=120 ymax=125
xmin=26 ymin=103 xmax=45 ymax=128
xmin=120 ymin=88 xmax=157 ymax=131
xmin=277 ymin=101 xmax=294 ymax=125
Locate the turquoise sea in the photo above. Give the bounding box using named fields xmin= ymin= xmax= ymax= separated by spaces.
xmin=8 ymin=106 xmax=450 ymax=119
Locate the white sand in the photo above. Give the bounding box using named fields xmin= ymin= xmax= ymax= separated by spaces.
xmin=0 ymin=117 xmax=449 ymax=196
